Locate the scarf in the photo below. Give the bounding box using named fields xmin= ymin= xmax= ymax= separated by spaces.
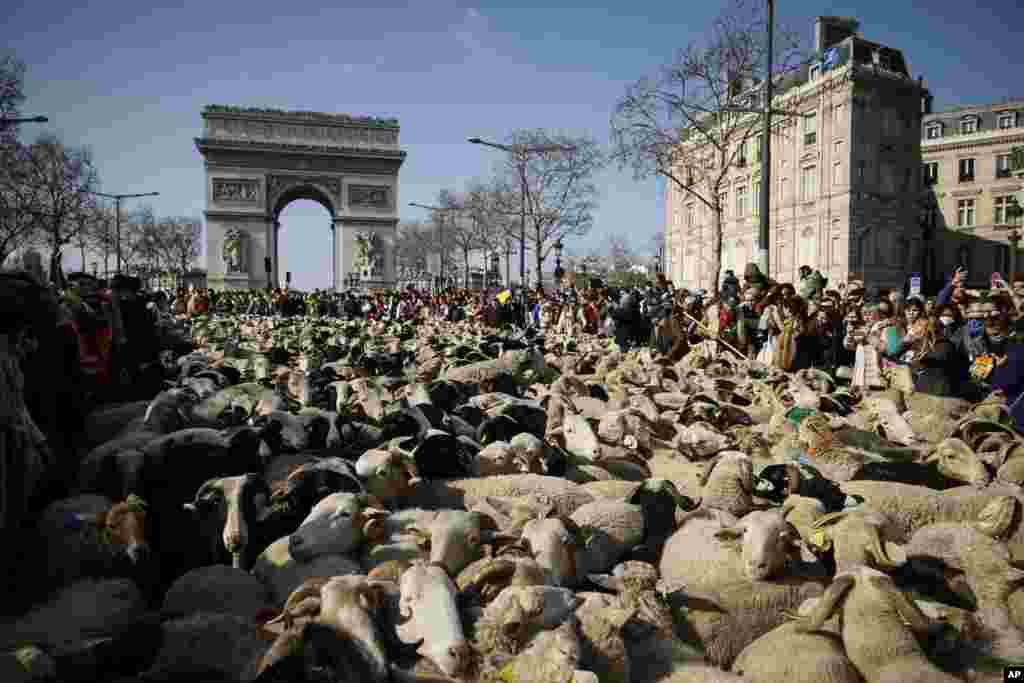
xmin=773 ymin=317 xmax=798 ymax=371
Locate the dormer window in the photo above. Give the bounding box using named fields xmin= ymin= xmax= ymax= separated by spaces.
xmin=809 ymin=64 xmax=821 ymax=81
xmin=925 ymin=122 xmax=943 ymax=140
xmin=999 ymin=112 xmax=1017 ymax=129
xmin=960 ymin=116 xmax=979 ymax=135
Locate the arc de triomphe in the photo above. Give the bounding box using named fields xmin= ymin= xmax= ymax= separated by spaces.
xmin=195 ymin=105 xmax=406 ymax=291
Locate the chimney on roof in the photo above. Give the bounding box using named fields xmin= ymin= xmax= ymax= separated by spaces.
xmin=918 ymin=77 xmax=933 ymax=115
xmin=815 ymin=16 xmax=860 ymax=53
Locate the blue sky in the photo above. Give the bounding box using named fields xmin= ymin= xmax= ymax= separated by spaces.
xmin=6 ymin=0 xmax=1022 ymax=290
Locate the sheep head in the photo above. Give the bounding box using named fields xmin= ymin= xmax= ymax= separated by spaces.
xmin=406 ymin=510 xmax=498 ymax=576
xmin=184 ymin=473 xmax=270 ymax=569
xmin=288 ymin=492 xmax=386 ymax=562
xmin=355 ymin=448 xmax=415 ymax=505
xmin=925 ymin=438 xmax=992 ymax=487
xmin=713 ymin=509 xmax=802 ymax=581
xmin=520 ymin=515 xmax=589 ymax=587
xmin=396 ymin=561 xmax=470 ymax=677
xmin=76 ymin=495 xmax=151 ymax=565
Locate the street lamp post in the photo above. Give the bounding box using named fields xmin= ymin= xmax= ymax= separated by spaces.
xmin=409 ymin=201 xmax=456 ymax=288
xmin=1010 ymin=230 xmax=1021 ymax=277
xmin=81 ymin=190 xmax=160 ymax=274
xmin=467 ymin=137 xmax=577 ymax=290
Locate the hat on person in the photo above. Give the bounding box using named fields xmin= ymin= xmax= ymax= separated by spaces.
xmin=846 ymin=280 xmax=865 ymax=294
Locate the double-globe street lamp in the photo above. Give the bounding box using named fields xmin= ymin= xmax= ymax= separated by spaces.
xmin=80 ymin=189 xmax=160 ymax=275
xmin=553 ymin=237 xmax=565 ymax=284
xmin=466 ymin=137 xmax=577 ymax=290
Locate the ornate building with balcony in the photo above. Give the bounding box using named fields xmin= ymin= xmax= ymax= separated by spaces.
xmin=920 ymin=100 xmax=1024 ymax=283
xmin=664 ymin=17 xmax=929 ymax=291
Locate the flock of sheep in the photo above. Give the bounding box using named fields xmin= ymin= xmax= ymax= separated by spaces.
xmin=2 ymin=314 xmax=1024 ymax=683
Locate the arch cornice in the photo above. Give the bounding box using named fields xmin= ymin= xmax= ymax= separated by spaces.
xmin=195 ymin=137 xmax=406 ymax=160
xmin=334 ymin=216 xmax=399 ymax=226
xmin=204 ymin=210 xmax=268 ymax=221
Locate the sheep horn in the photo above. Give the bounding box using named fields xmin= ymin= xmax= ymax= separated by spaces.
xmin=471 ymin=560 xmax=517 ymax=591
xmin=867 ymin=528 xmax=906 ymax=568
xmin=811 ymin=511 xmax=849 ymax=529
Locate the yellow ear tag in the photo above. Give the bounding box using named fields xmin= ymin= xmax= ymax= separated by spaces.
xmin=811 ymin=530 xmax=832 ymax=550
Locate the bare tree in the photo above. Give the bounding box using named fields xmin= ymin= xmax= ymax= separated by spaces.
xmin=160 ymin=217 xmax=202 ymax=283
xmin=0 ymin=142 xmax=44 ymax=266
xmin=484 ymin=177 xmax=526 ymax=287
xmin=394 ymin=219 xmax=434 ymax=279
xmin=432 ymin=188 xmax=479 ymax=288
xmin=497 ymin=130 xmax=604 ymax=287
xmin=119 ymin=205 xmax=160 ymax=276
xmin=13 ymin=134 xmax=100 ymax=278
xmin=610 ymin=0 xmax=804 ymax=289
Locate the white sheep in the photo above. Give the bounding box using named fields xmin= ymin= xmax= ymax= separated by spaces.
xmin=699 ymin=451 xmax=757 ymax=517
xmin=406 ymin=473 xmax=594 ymax=518
xmin=659 ymin=508 xmax=829 ymax=667
xmin=285 ymin=492 xmax=388 ymax=562
xmin=840 ymin=480 xmax=1024 ymax=549
xmin=258 ymin=574 xmax=392 ymax=682
xmin=395 ymin=560 xmax=470 ymax=678
xmin=472 ymin=584 xmax=581 ymax=659
xmin=904 ymin=507 xmax=1024 ymax=664
xmin=358 ymin=507 xmax=493 ymax=576
xmin=791 ymin=566 xmax=960 ymax=683
xmin=732 ymin=621 xmax=861 ymax=683
xmin=660 ymin=508 xmax=807 ymax=591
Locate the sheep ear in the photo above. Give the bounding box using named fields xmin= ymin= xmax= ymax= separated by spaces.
xmin=798 ymin=574 xmax=855 ymax=632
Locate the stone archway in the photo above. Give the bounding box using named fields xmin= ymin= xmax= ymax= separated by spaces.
xmin=195 ymin=105 xmax=406 ymax=291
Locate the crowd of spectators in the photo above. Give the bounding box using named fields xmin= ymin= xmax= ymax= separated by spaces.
xmin=3 ymin=261 xmax=1024 ymax=524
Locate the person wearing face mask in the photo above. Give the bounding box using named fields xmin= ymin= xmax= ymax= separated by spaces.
xmin=971 ymin=307 xmax=1024 ymax=427
xmin=735 ymin=286 xmax=763 ymax=358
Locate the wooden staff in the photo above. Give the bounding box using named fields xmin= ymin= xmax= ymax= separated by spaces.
xmin=680 ymin=310 xmax=749 ymax=361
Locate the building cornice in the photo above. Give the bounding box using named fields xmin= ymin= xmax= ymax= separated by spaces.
xmin=202 ymin=105 xmax=399 ymax=129
xmin=204 ymin=210 xmax=269 ymax=221
xmin=333 ymin=216 xmax=399 ymax=226
xmin=921 ymin=132 xmax=1024 ymax=154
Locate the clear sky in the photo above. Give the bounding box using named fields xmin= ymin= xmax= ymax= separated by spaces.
xmin=6 ymin=0 xmax=1021 ymax=291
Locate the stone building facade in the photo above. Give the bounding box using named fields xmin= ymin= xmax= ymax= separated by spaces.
xmin=664 ymin=18 xmax=928 ymax=291
xmin=920 ymin=100 xmax=1024 ymax=285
